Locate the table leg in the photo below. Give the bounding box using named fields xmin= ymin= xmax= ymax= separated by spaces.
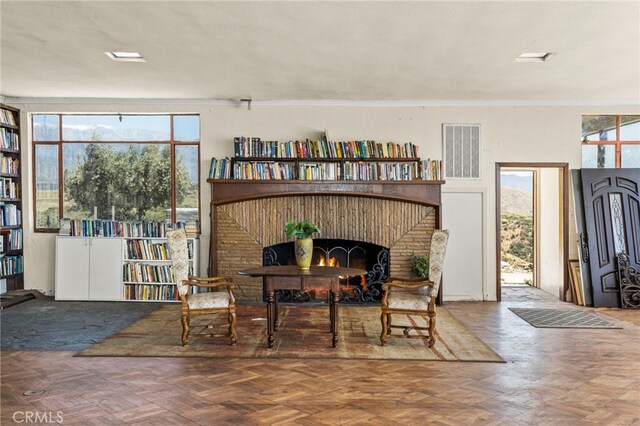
xmin=331 ymin=290 xmax=339 ymax=348
xmin=274 ymin=291 xmax=279 ymax=331
xmin=267 ymin=290 xmax=275 ymax=348
xmin=329 ymin=291 xmax=334 ymax=332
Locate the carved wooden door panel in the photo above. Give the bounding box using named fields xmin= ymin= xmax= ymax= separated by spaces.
xmin=581 ymin=168 xmax=640 ymax=307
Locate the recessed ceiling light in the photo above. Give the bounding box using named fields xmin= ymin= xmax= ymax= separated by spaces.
xmin=515 ymin=52 xmax=554 ymax=63
xmin=105 ymin=51 xmax=146 ymax=62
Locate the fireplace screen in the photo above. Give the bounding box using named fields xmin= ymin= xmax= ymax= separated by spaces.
xmin=263 ymin=239 xmax=390 ymax=303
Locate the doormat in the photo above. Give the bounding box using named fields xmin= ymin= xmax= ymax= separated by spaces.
xmin=509 ymin=308 xmax=622 ymax=329
xmin=77 ymin=304 xmax=504 ymax=362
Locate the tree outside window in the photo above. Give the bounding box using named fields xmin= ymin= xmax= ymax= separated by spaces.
xmin=32 ymin=114 xmax=200 ymax=231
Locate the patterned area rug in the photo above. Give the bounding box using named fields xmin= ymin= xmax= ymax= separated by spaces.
xmin=509 ymin=308 xmax=622 ymax=329
xmin=77 ymin=304 xmax=504 ymax=362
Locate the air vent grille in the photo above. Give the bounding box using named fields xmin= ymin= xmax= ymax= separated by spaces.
xmin=443 ymin=124 xmax=481 ymax=179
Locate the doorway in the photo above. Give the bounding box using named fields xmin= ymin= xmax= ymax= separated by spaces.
xmin=495 ymin=163 xmax=569 ymax=302
xmin=499 ymin=169 xmax=537 ymax=288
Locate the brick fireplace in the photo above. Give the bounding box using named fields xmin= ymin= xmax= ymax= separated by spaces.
xmin=207 ymin=181 xmax=442 ymax=303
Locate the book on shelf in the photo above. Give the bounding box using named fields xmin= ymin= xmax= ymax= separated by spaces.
xmin=0 ymin=204 xmax=21 ymax=227
xmin=212 ymin=136 xmax=443 ymax=182
xmin=421 ymin=159 xmax=442 ymax=181
xmin=1 ymin=128 xmax=20 ymax=150
xmin=209 ymin=157 xmax=231 ymax=179
xmin=0 ymin=109 xmax=17 ymax=127
xmin=59 ymin=219 xmax=200 ymax=238
xmin=124 ymin=283 xmax=180 ymax=301
xmin=1 ymin=254 xmax=23 ymax=276
xmin=0 ymin=177 xmax=20 ymax=199
xmin=1 ymin=155 xmax=20 ymax=174
xmin=232 ymin=136 xmax=420 ymax=160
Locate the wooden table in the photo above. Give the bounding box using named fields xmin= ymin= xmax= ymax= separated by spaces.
xmin=238 ymin=265 xmax=367 ymax=348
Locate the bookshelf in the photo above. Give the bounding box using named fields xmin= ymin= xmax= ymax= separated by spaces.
xmin=0 ymin=103 xmax=23 ymax=292
xmin=122 ymin=237 xmax=199 ymax=302
xmin=209 ymin=137 xmax=442 ymax=181
xmin=55 ymin=220 xmax=200 ymax=302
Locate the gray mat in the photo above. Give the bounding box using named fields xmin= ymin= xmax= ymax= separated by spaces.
xmin=1 ymin=297 xmax=164 ymax=351
xmin=509 ymin=308 xmax=622 ymax=329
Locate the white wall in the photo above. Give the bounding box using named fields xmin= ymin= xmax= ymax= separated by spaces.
xmin=12 ymin=102 xmax=640 ymax=299
xmin=442 ymin=191 xmax=484 ymax=300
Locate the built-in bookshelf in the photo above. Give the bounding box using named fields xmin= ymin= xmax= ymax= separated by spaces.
xmin=60 ymin=219 xmax=198 ymax=238
xmin=209 ymin=136 xmax=442 ymax=181
xmin=0 ymin=103 xmax=23 ymax=292
xmin=122 ymin=237 xmax=198 ymax=302
xmin=55 ymin=219 xmax=199 ymax=302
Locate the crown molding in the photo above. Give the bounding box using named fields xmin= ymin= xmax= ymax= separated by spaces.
xmin=3 ymin=96 xmax=639 ymax=107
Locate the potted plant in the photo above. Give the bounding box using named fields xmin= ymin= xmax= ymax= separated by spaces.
xmin=285 ymin=219 xmax=320 ymax=269
xmin=411 ymin=253 xmax=429 ymax=278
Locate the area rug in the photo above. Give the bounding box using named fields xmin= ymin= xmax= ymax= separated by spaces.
xmin=77 ymin=304 xmax=504 ymax=362
xmin=509 ymin=308 xmax=622 ymax=329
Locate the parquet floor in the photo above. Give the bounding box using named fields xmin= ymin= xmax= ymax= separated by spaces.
xmin=2 ymin=287 xmax=639 ymax=425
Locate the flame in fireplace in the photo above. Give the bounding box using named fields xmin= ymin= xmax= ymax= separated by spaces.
xmin=318 ymin=256 xmax=339 ymax=267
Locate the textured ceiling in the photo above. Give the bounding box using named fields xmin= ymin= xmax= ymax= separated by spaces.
xmin=1 ymin=1 xmax=639 ymax=103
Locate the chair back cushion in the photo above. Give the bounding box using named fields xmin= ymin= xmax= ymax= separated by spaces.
xmin=166 ymin=228 xmax=190 ymax=297
xmin=428 ymin=229 xmax=449 ymax=298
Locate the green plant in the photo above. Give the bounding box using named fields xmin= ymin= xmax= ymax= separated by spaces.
xmin=285 ymin=220 xmax=320 ymax=240
xmin=411 ymin=253 xmax=430 ymax=278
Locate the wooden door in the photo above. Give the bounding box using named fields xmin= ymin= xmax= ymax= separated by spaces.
xmin=581 ymin=168 xmax=640 ymax=307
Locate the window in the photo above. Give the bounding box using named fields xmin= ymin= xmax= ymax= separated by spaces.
xmin=581 ymin=115 xmax=640 ymax=168
xmin=32 ymin=114 xmax=200 ymax=231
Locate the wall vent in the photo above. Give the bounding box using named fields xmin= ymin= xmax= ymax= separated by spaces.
xmin=443 ymin=124 xmax=481 ymax=179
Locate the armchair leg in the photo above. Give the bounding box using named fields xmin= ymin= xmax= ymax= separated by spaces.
xmin=228 ymin=310 xmax=237 ymax=346
xmin=181 ymin=313 xmax=190 ymax=346
xmin=427 ymin=309 xmax=436 ymax=348
xmin=380 ymin=311 xmax=388 ymax=346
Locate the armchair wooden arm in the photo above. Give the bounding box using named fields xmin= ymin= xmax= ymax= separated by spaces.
xmin=184 ymin=276 xmax=235 ymax=290
xmin=382 ymin=277 xmax=435 ymax=292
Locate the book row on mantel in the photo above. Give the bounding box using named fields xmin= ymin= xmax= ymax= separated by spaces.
xmin=209 ymin=157 xmax=443 ymax=181
xmin=59 ymin=219 xmax=200 ymax=238
xmin=234 ymin=136 xmax=420 ymax=159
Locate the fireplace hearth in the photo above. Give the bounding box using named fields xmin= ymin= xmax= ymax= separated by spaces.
xmin=263 ymin=239 xmax=390 ymax=303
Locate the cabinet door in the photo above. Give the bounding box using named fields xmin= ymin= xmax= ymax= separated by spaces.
xmin=89 ymin=238 xmax=123 ymax=301
xmin=55 ymin=238 xmax=90 ymax=300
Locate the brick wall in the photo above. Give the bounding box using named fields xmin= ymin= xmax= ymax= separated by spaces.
xmin=216 ymin=195 xmax=436 ymax=302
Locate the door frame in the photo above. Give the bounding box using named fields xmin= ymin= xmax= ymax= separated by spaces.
xmin=495 ymin=162 xmax=569 ymax=302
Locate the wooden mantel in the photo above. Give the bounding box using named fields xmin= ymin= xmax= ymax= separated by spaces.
xmin=207 ymin=179 xmax=445 ymax=303
xmin=207 ymin=179 xmax=444 ymax=208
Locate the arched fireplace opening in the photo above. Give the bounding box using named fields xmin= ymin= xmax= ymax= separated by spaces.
xmin=263 ymin=239 xmax=390 ymax=303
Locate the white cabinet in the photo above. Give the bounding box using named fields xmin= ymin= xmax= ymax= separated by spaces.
xmin=55 ymin=237 xmax=123 ymax=301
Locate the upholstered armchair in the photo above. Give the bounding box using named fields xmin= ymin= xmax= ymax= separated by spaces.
xmin=166 ymin=228 xmax=237 ymax=346
xmin=380 ymin=229 xmax=449 ymax=347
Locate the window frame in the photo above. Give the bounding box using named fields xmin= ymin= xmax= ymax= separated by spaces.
xmin=581 ymin=115 xmax=640 ymax=168
xmin=31 ymin=113 xmax=201 ymax=232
